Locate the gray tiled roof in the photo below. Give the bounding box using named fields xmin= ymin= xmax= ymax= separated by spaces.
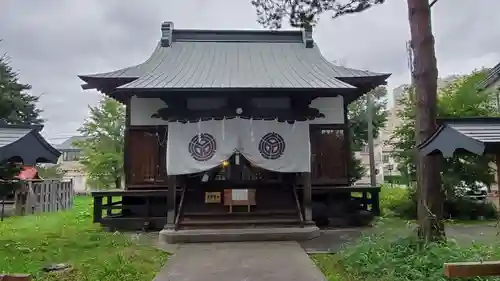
xmin=418 ymin=118 xmax=500 ymax=158
xmin=446 ymin=121 xmax=500 ymax=143
xmin=477 ymin=62 xmax=500 ymax=90
xmin=55 ymin=136 xmax=88 ymax=150
xmin=119 ymin=41 xmax=356 ymax=89
xmin=0 ymin=128 xmax=32 ymax=147
xmin=79 ymin=23 xmax=389 ymax=90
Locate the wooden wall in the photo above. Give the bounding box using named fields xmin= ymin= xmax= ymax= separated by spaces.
xmin=124 ymin=95 xmax=349 ymax=189
xmin=126 ymin=126 xmax=167 ymax=188
xmin=310 ymin=126 xmax=348 ymax=185
xmin=125 ymin=125 xmax=348 ymax=188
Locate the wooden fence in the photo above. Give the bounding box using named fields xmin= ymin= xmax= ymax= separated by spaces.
xmin=14 ymin=179 xmax=74 ymax=216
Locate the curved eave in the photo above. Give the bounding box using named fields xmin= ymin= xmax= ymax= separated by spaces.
xmin=418 ymin=125 xmax=486 ymax=158
xmin=78 ymin=43 xmax=163 ymax=90
xmin=338 ymin=73 xmax=391 ymax=87
xmin=31 ymin=131 xmax=62 ymax=162
xmin=78 ymin=76 xmax=138 ymax=91
xmin=113 ymin=87 xmax=359 ymax=98
xmin=0 ymin=130 xmax=61 ymax=165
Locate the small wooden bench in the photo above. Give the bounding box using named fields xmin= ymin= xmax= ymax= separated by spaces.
xmin=0 ymin=274 xmax=31 ymax=281
xmin=444 ymin=261 xmax=500 ymax=278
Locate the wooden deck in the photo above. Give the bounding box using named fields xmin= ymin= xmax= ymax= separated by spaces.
xmin=91 ymin=185 xmax=381 ymax=231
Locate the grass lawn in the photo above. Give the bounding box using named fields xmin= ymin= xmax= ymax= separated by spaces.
xmin=0 ymin=196 xmax=169 ymax=281
xmin=311 ymin=218 xmax=500 ymax=281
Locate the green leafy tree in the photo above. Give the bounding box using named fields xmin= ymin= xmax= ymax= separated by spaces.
xmin=252 ymin=0 xmax=385 ymax=28
xmin=347 ymin=86 xmax=389 ymax=183
xmin=249 ymin=1 xmax=388 ymax=183
xmin=0 ymin=51 xmax=43 ymax=220
xmin=0 ymin=55 xmax=42 ymax=125
xmin=349 ymin=86 xmax=388 ymax=150
xmin=74 ymin=97 xmax=125 ymax=190
xmin=36 ymin=164 xmax=65 ymax=180
xmin=390 ymin=69 xmax=497 ymax=196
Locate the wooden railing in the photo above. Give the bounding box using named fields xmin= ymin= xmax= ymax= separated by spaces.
xmin=174 ymin=187 xmax=186 ymax=230
xmin=14 ymin=179 xmax=74 ymax=216
xmin=292 ymin=186 xmax=304 ymax=226
xmin=92 ymin=189 xmax=169 ymax=231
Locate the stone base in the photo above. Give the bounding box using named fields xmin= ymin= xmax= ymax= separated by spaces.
xmin=159 ymin=226 xmax=320 ymax=244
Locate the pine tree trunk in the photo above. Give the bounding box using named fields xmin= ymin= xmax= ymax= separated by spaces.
xmin=407 ymin=0 xmax=444 ymax=242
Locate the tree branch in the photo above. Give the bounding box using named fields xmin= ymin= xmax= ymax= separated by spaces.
xmin=252 ymin=0 xmax=386 ymax=28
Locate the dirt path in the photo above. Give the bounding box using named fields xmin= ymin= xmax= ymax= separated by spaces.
xmin=301 ymin=221 xmax=500 ymax=253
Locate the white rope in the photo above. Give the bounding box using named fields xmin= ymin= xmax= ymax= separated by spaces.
xmin=250 ymin=118 xmax=254 ymax=142
xmin=197 ymin=119 xmax=202 ymax=143
xmin=222 ymin=118 xmax=225 ymax=140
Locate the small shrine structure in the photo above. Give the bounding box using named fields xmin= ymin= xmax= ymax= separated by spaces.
xmin=0 ymin=122 xmax=60 ymax=165
xmin=80 ymin=22 xmax=390 ymax=242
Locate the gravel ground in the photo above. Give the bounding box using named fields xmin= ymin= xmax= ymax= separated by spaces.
xmin=125 ymin=220 xmax=500 ymax=254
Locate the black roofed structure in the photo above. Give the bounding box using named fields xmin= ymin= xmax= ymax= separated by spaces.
xmin=419 ymin=117 xmax=500 ymax=158
xmin=80 ymin=21 xmax=390 ymax=242
xmin=0 ymin=122 xmax=61 ymax=165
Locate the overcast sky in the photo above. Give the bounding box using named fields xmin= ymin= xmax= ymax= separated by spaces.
xmin=1 ymin=0 xmax=499 ymax=143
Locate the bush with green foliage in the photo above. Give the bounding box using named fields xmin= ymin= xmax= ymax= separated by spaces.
xmin=390 ymin=71 xmax=498 ymax=197
xmin=384 ymin=175 xmax=407 ymax=185
xmin=314 ymin=232 xmax=500 ymax=281
xmin=379 ymin=184 xmax=411 ymax=216
xmin=75 ymin=98 xmax=125 ymax=190
xmin=381 ymin=185 xmax=497 ymax=220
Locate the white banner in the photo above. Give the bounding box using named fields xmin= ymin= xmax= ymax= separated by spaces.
xmin=239 ymin=119 xmax=311 ymax=173
xmin=166 ymin=119 xmax=238 ymax=175
xmin=166 ymin=118 xmax=310 ymax=175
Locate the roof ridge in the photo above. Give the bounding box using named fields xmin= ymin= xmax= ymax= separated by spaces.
xmin=167 ymin=27 xmax=305 ymax=44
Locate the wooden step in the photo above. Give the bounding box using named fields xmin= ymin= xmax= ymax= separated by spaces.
xmin=183 ymin=209 xmax=297 ymax=217
xmin=180 ymin=218 xmax=301 ymax=226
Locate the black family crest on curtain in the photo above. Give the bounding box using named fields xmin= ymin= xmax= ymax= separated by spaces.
xmin=259 ymin=132 xmax=286 ymax=160
xmin=188 ymin=133 xmax=217 ymax=161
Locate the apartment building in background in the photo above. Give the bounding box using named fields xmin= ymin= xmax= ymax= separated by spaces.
xmin=55 ymin=136 xmax=89 ymax=194
xmin=478 ymin=62 xmax=500 ymax=191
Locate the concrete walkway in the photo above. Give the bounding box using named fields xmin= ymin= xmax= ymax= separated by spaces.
xmin=152 ymin=241 xmax=327 ymax=281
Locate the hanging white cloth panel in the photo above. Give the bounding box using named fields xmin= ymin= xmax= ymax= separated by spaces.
xmin=239 ymin=120 xmax=311 ymax=173
xmin=166 ymin=118 xmax=311 ymax=175
xmin=166 ymin=119 xmax=238 ymax=175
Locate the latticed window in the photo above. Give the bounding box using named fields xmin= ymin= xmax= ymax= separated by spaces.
xmin=62 ymin=151 xmax=80 ymax=161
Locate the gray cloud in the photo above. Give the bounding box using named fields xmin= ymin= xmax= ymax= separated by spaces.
xmin=1 ymin=0 xmax=499 ymax=142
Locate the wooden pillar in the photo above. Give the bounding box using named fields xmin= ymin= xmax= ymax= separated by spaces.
xmin=371 ymin=189 xmax=381 ymax=216
xmin=496 ymin=153 xmax=500 ymax=212
xmin=106 ymin=196 xmax=112 ymax=216
xmin=93 ymin=196 xmax=103 ymax=223
xmin=302 ymin=172 xmax=313 ymax=224
xmin=165 ymin=175 xmax=177 ymax=229
xmin=124 ymin=96 xmax=131 ymax=188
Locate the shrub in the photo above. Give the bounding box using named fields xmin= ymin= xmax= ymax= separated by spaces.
xmin=380 ymin=185 xmax=497 ymax=220
xmin=445 ymin=197 xmax=497 ymax=220
xmin=384 ymin=175 xmax=407 ymax=185
xmin=314 ymin=233 xmax=500 ymax=281
xmin=379 ymin=184 xmax=413 ymax=217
